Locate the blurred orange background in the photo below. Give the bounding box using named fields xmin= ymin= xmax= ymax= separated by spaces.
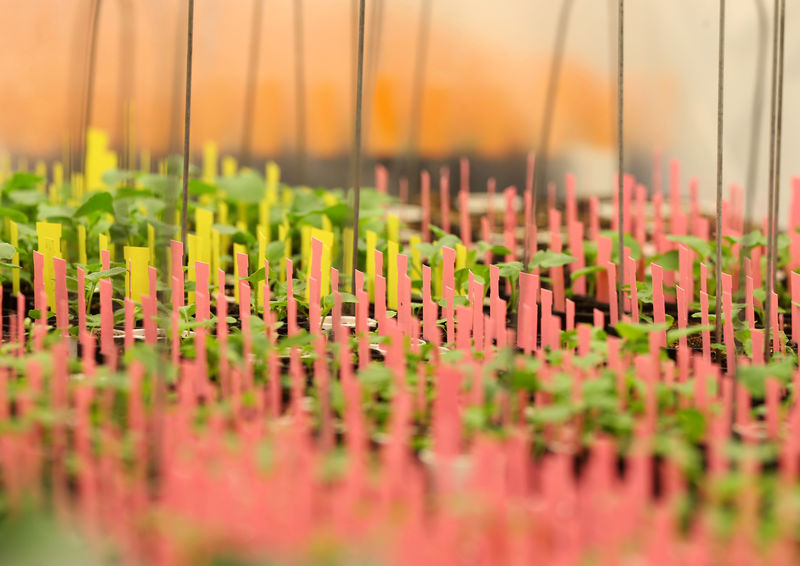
xmin=0 ymin=0 xmax=654 ymax=160
xmin=0 ymin=0 xmax=797 ymax=216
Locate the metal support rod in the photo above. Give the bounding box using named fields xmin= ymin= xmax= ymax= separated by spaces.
xmin=362 ymin=0 xmax=385 ymax=155
xmin=169 ymin=0 xmax=188 ymax=156
xmin=350 ymin=0 xmax=367 ymax=286
xmin=764 ymin=0 xmax=783 ymax=361
xmin=79 ymin=0 xmax=102 ymax=174
xmin=765 ymin=0 xmax=786 ymax=361
xmin=616 ymin=0 xmax=625 ymax=316
xmin=180 ymin=0 xmax=195 ymax=261
xmin=118 ymin=0 xmax=135 ymax=176
xmin=525 ymin=0 xmax=574 ymax=270
xmin=241 ymin=0 xmax=264 ymax=166
xmin=293 ymin=0 xmax=307 ymax=184
xmin=714 ymin=0 xmax=726 ymax=344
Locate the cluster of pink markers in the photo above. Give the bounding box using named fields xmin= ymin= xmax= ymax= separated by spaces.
xmin=2 ymin=157 xmax=800 ymax=565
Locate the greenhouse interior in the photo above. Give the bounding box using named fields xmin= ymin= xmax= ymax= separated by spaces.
xmin=0 ymin=1 xmax=799 ymax=565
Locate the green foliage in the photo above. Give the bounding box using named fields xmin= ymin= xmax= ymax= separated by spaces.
xmin=667 ymin=234 xmax=712 ymax=260
xmin=0 ymin=242 xmax=16 ymax=260
xmin=529 ymin=250 xmax=575 ymax=269
xmin=74 ymin=192 xmax=114 ymax=217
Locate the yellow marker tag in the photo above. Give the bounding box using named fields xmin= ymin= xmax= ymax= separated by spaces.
xmin=37 ymin=221 xmax=63 ymax=309
xmin=101 ymin=229 xmax=115 ymax=261
xmin=78 ymin=225 xmax=87 ymax=265
xmin=99 ymin=233 xmax=110 ymax=259
xmin=257 ymin=226 xmax=267 ymax=307
xmin=301 ymin=225 xmax=312 ymax=272
xmin=387 ymin=214 xmax=400 ymax=244
xmin=456 ymin=244 xmax=467 ymax=270
xmin=187 ymin=233 xmax=197 ymax=305
xmin=387 ymin=241 xmax=399 ymax=310
xmin=278 ymin=222 xmax=290 ymax=282
xmin=124 ymin=246 xmax=150 ymax=302
xmin=456 ymin=243 xmax=468 ymax=295
xmin=233 ymin=242 xmax=246 ymax=302
xmin=409 ymin=236 xmax=422 ymax=281
xmin=266 ymin=161 xmax=281 ymax=197
xmin=282 ymin=187 xmax=293 ymax=207
xmin=147 ymin=224 xmax=156 ymax=265
xmin=41 ymin=237 xmax=60 ymax=309
xmin=222 ymin=156 xmax=237 ymax=178
xmin=366 ymin=230 xmax=377 ymax=301
xmin=237 ymin=202 xmax=248 ymax=227
xmin=9 ymin=221 xmax=19 ymax=295
xmin=211 ymin=228 xmax=221 ymax=283
xmin=85 ymin=128 xmax=111 ymax=191
xmin=195 ymin=208 xmax=214 ymax=265
xmin=37 ymin=221 xmax=62 ymax=248
xmin=218 ymin=201 xmax=230 ymax=267
xmin=434 ymin=263 xmax=443 ymax=299
xmin=305 ymin=228 xmax=334 ymax=301
xmin=258 ymin=200 xmax=271 ymax=240
xmin=203 ymin=141 xmax=218 ymax=184
xmin=266 ymin=161 xmax=280 ymax=205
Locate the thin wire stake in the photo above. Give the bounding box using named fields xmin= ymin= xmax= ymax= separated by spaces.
xmin=525 ymin=0 xmax=574 ymax=270
xmin=169 ymin=0 xmax=189 ymax=156
xmin=363 ymin=0 xmax=385 ymax=154
xmin=616 ymin=0 xmax=625 ymax=316
xmin=737 ymin=0 xmax=768 ymax=305
xmin=79 ymin=0 xmax=102 ymax=174
xmin=180 ymin=0 xmax=195 ymax=261
xmin=350 ymin=0 xmax=367 ymax=286
xmin=714 ymin=0 xmax=726 ymax=344
xmin=405 ymin=0 xmax=432 ymax=199
xmin=241 ymin=0 xmax=264 ymax=166
xmin=294 ymin=0 xmax=307 ymax=184
xmin=764 ymin=0 xmax=781 ymax=361
xmin=772 ymin=0 xmax=786 ymax=283
xmin=767 ymin=0 xmax=786 ymax=361
xmin=121 ymin=0 xmax=137 ymax=181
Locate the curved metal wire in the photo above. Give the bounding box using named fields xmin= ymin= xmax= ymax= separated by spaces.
xmin=524 ymin=0 xmax=575 ymax=270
